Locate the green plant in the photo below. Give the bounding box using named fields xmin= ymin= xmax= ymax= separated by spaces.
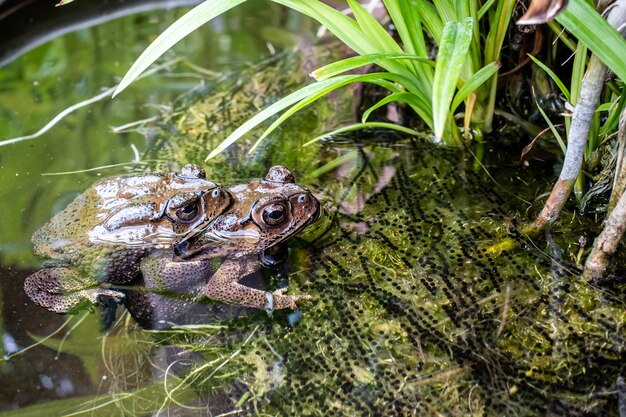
xmin=113 ymin=0 xmax=512 ymax=155
xmin=113 ymin=0 xmax=626 ymax=161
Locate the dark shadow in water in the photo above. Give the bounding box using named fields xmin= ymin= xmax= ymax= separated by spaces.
xmin=0 ymin=0 xmax=201 ymax=66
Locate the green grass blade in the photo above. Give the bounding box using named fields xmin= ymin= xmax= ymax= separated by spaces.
xmin=477 ymin=0 xmax=497 ymax=20
xmin=248 ymin=74 xmax=411 ymax=154
xmin=383 ymin=0 xmax=433 ymax=94
xmin=535 ymin=94 xmax=566 ymax=154
xmin=433 ymin=0 xmax=457 ymax=24
xmin=311 ymin=53 xmax=434 ymax=81
xmin=416 ymin=2 xmax=444 ymax=43
xmin=527 ymin=54 xmax=570 ymax=102
xmin=304 ymin=122 xmax=426 ymax=148
xmin=570 ymin=41 xmax=587 ymax=106
xmin=207 ymin=72 xmax=418 ymax=159
xmin=271 ymin=0 xmax=366 ymax=52
xmin=599 ymin=89 xmax=626 ymax=136
xmin=557 ymin=0 xmax=626 ymax=83
xmin=113 ymin=0 xmax=246 ymax=97
xmin=383 ymin=0 xmax=428 ymax=57
xmin=432 ymin=18 xmax=473 ymax=140
xmin=346 ymin=0 xmax=403 ymax=53
xmin=306 ymin=151 xmax=359 ymax=178
xmin=272 ymin=0 xmax=417 ymax=82
xmin=450 ymin=61 xmax=501 ymax=113
xmin=362 ymin=92 xmax=431 ymax=125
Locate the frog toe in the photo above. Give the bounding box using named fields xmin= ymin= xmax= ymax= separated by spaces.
xmin=271 ymin=291 xmax=316 ymax=310
xmin=95 ymin=289 xmax=126 ymax=305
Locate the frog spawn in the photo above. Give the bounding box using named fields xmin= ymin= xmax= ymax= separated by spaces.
xmin=143 ymin=143 xmax=626 ymax=416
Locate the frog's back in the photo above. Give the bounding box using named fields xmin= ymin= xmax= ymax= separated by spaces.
xmin=31 ymin=173 xmax=166 ymax=260
xmin=32 ymin=186 xmax=105 ymax=260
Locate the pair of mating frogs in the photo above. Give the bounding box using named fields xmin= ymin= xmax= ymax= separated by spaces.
xmin=24 ymin=164 xmax=319 ymax=315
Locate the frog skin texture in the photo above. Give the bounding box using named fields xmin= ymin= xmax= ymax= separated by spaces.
xmin=123 ymin=166 xmax=320 ymax=327
xmin=24 ymin=164 xmax=232 ymax=314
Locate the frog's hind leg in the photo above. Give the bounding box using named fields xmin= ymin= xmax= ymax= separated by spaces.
xmin=203 ymin=258 xmax=316 ymax=311
xmin=24 ymin=267 xmax=125 ymax=314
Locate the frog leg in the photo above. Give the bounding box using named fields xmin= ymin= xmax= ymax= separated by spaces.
xmin=202 ymin=257 xmax=316 ymax=312
xmin=24 ymin=267 xmax=125 ymax=314
xmin=139 ymin=253 xmax=212 ymax=294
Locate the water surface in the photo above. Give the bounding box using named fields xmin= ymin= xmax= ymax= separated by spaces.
xmin=0 ymin=2 xmax=624 ymax=416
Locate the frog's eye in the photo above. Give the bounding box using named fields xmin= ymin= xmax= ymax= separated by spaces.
xmin=175 ymin=200 xmax=200 ymax=223
xmin=261 ymin=203 xmax=287 ymax=226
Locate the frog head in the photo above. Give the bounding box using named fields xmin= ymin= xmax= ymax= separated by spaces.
xmin=175 ymin=166 xmax=320 ymax=257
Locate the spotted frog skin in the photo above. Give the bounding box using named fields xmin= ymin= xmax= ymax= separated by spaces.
xmin=24 ymin=164 xmax=232 ymax=314
xmin=131 ymin=166 xmax=320 ymax=319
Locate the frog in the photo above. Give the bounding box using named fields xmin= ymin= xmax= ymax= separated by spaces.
xmin=124 ymin=166 xmax=320 ymax=326
xmin=24 ymin=164 xmax=233 ymax=314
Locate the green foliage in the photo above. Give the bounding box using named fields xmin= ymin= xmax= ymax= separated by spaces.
xmin=557 ymin=0 xmax=626 ymax=84
xmin=114 ymin=0 xmax=508 ymax=154
xmin=112 ymin=0 xmax=247 ymax=97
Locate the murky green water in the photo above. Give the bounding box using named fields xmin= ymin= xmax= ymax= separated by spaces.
xmin=1 ymin=1 xmax=624 ymax=416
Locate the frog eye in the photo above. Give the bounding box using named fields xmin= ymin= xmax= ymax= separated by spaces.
xmin=175 ymin=200 xmax=200 ymax=223
xmin=261 ymin=203 xmax=287 ymax=226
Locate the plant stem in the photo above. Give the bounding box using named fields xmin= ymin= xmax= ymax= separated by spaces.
xmin=526 ymin=53 xmax=606 ymax=232
xmin=583 ymin=184 xmax=626 ymax=279
xmin=609 ymin=108 xmax=626 ymax=212
xmin=528 ymin=1 xmax=626 ymax=232
xmin=585 ymin=109 xmax=626 ymax=279
xmin=482 ymin=0 xmax=515 ymax=132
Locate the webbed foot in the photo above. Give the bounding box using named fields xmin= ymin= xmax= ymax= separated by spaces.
xmin=24 ymin=267 xmax=125 ymax=314
xmin=267 ymin=288 xmax=317 ymax=311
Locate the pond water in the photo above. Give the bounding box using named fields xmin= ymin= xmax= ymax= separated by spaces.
xmin=1 ymin=1 xmax=625 ymax=416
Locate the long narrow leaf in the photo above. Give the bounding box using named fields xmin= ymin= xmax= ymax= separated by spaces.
xmin=416 ymin=2 xmax=444 ymax=43
xmin=432 ymin=18 xmax=473 ymax=140
xmin=383 ymin=0 xmax=433 ymax=94
xmin=113 ymin=0 xmax=246 ymax=97
xmin=312 ymin=53 xmax=434 ymax=81
xmin=347 ymin=0 xmax=403 ymax=53
xmin=249 ymin=75 xmax=411 ymax=154
xmin=362 ymin=92 xmax=431 ymax=125
xmin=433 ymin=0 xmax=457 ymax=24
xmin=527 ymin=54 xmax=570 ymax=102
xmin=207 ymin=73 xmax=420 ymax=159
xmin=535 ymin=93 xmax=566 ymax=154
xmin=477 ymin=0 xmax=497 ymax=20
xmin=557 ymin=0 xmax=626 ymax=83
xmin=304 ymin=122 xmax=426 ymax=148
xmin=272 ymin=0 xmax=417 ymax=82
xmin=383 ymin=0 xmax=428 ymax=56
xmin=450 ymin=61 xmax=501 ymax=113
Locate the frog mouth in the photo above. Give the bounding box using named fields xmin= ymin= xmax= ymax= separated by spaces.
xmin=174 ymin=228 xmax=261 ymax=259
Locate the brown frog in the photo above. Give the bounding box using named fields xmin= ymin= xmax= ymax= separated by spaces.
xmin=24 ymin=164 xmax=232 ymax=314
xmin=127 ymin=166 xmax=319 ymax=324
